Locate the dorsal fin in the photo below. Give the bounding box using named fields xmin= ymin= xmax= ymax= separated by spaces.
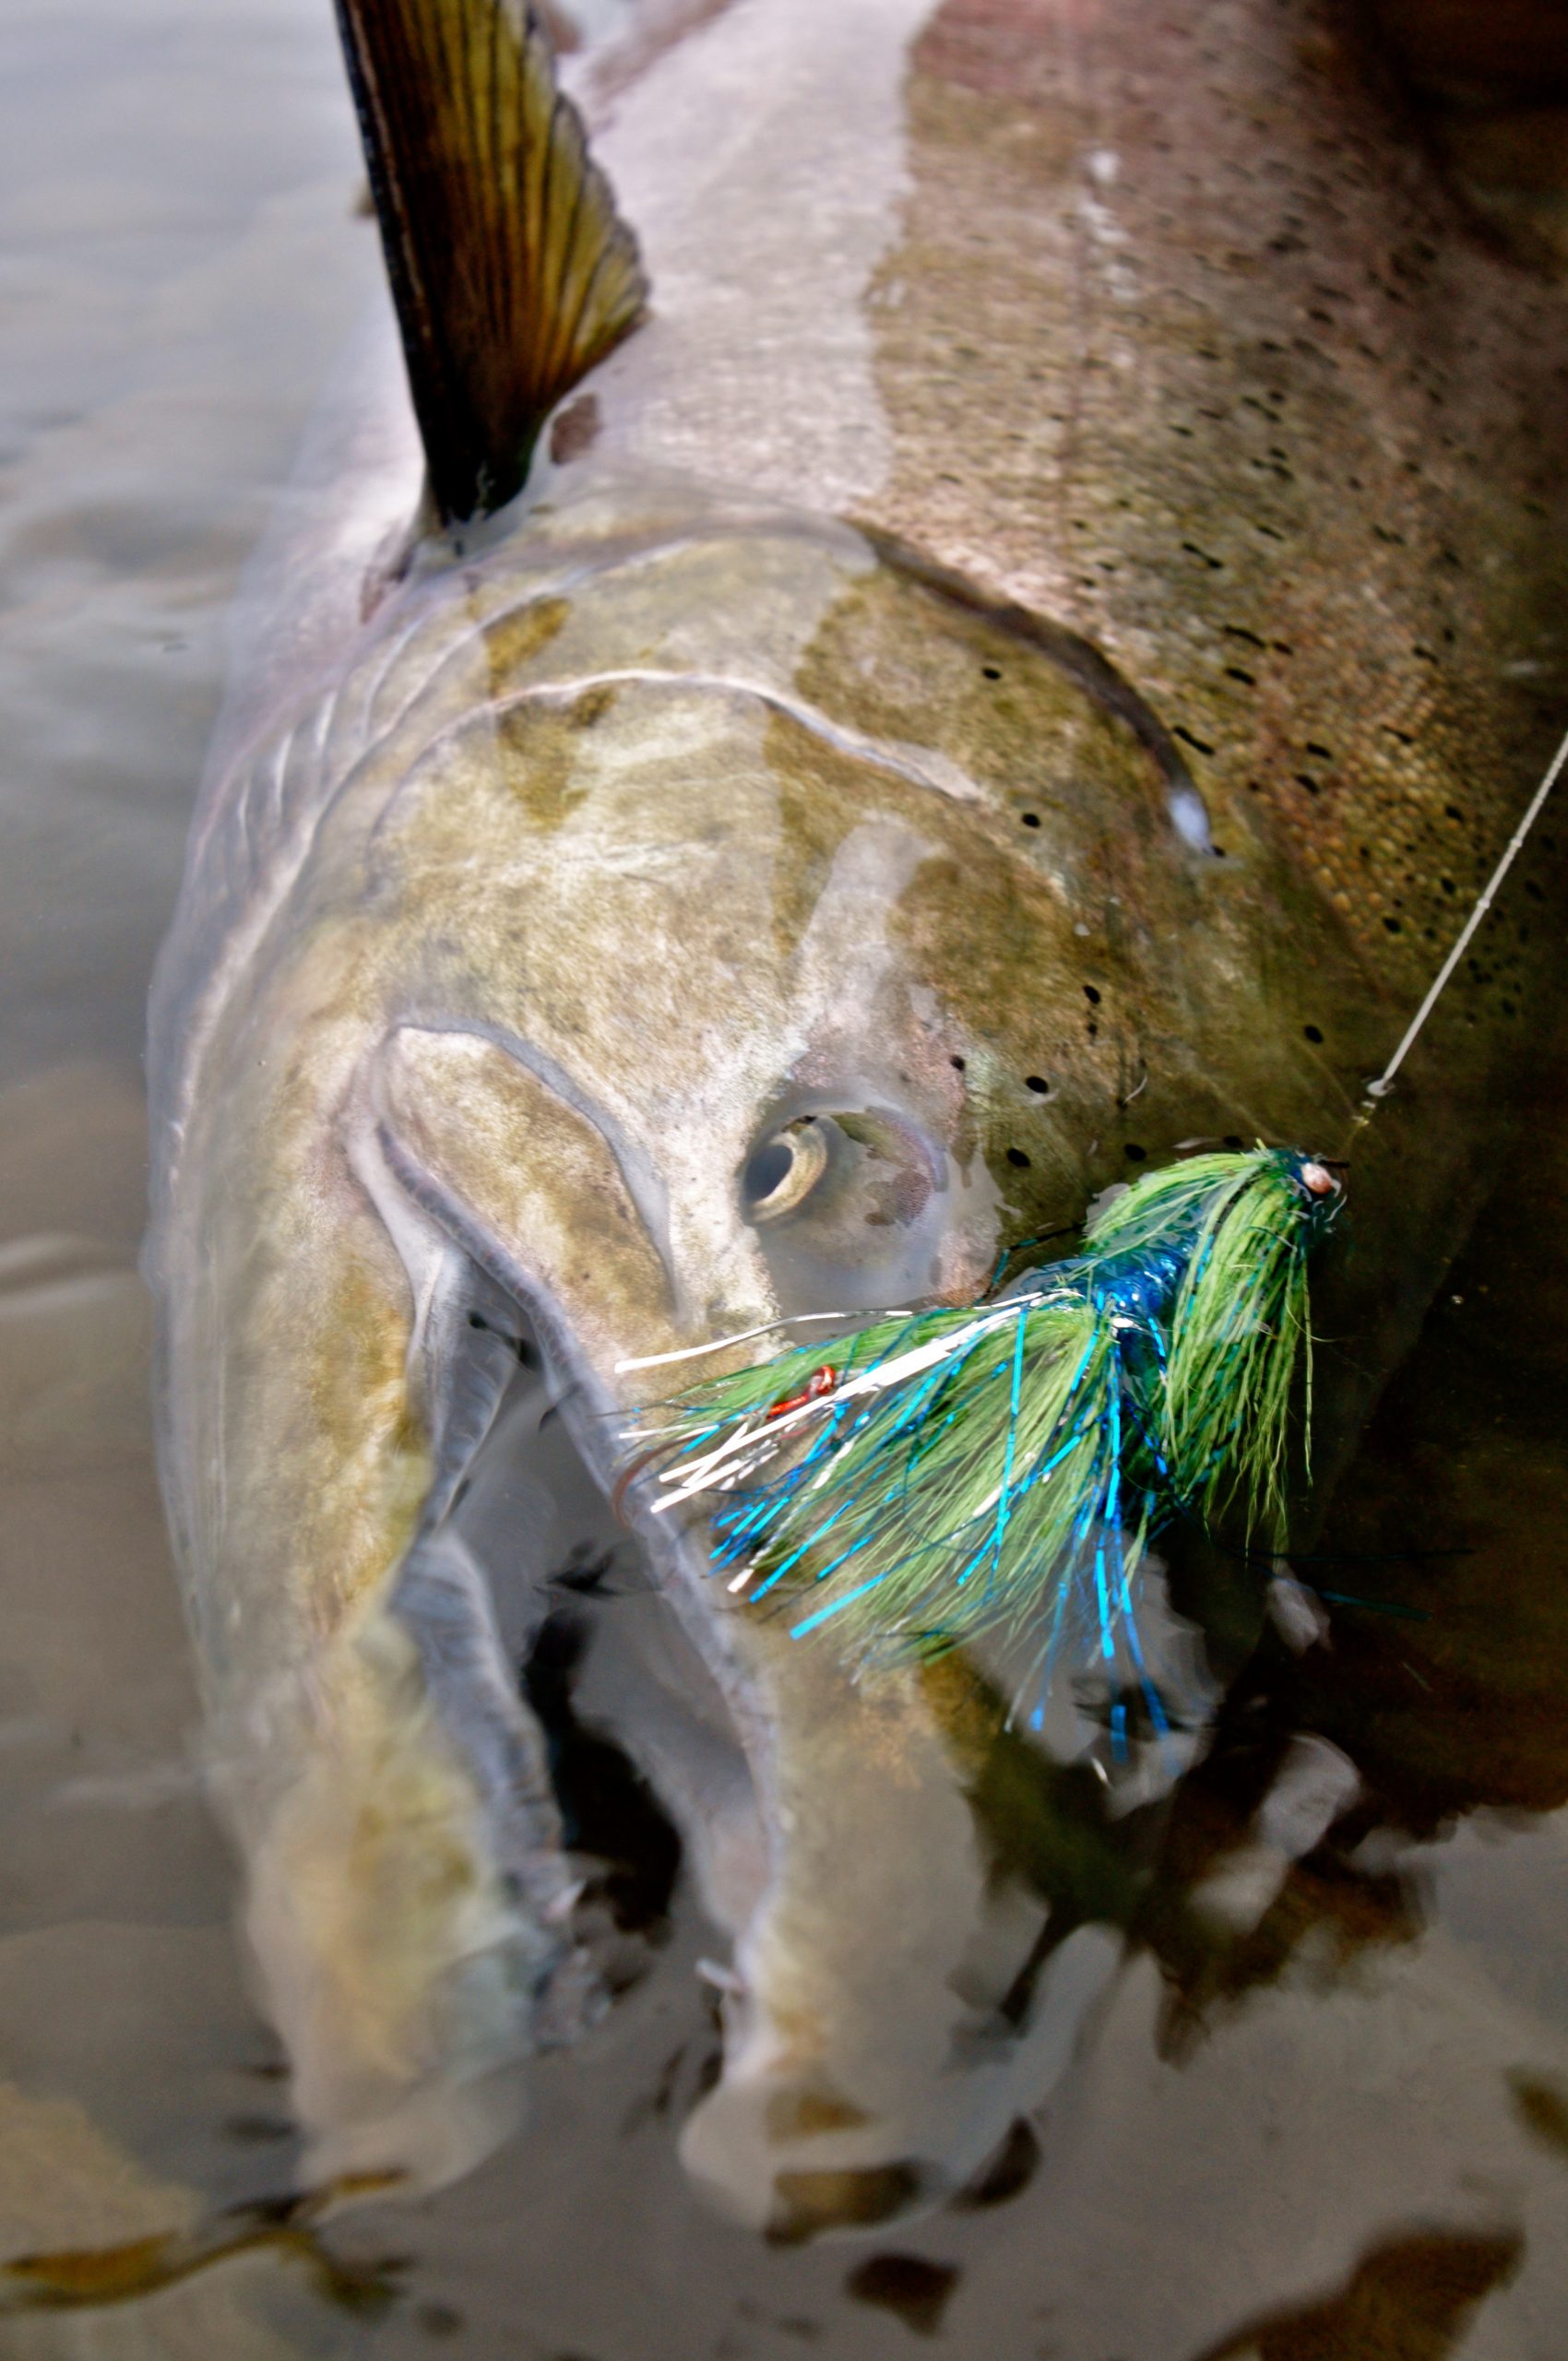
xmin=334 ymin=0 xmax=649 ymax=525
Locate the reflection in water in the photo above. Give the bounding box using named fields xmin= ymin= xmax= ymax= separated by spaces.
xmin=3 ymin=2177 xmax=406 ymax=2322
xmin=1143 ymin=1046 xmax=1568 ymax=2052
xmin=845 ymin=2251 xmax=960 ymax=2338
xmin=1184 ymin=2228 xmax=1523 ymax=2361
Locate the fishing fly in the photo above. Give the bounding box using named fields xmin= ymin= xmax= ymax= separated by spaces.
xmin=617 ymin=726 xmax=1568 ymax=1719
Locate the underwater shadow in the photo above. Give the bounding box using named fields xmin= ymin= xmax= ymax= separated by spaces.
xmin=1139 ymin=1072 xmax=1568 ymax=2041
xmin=1182 ymin=2225 xmax=1523 ymax=2361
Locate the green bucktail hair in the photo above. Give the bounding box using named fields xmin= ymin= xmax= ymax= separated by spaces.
xmin=622 ymin=1145 xmax=1341 ymax=1705
xmin=1160 ymin=1151 xmax=1332 ymax=1544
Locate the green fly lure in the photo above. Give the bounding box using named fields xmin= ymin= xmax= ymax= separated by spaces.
xmin=624 ymin=1146 xmax=1342 ymax=1732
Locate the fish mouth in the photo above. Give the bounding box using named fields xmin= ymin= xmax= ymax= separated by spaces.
xmin=396 ymin=1255 xmax=1188 ymax=2236
xmin=433 ymin=1290 xmax=771 ymax=1976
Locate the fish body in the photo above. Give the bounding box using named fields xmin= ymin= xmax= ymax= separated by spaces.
xmin=148 ymin=0 xmax=1566 ymax=2227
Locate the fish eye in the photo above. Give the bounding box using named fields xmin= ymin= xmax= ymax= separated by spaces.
xmin=741 ymin=1107 xmax=940 ymax=1239
xmin=740 ymin=1103 xmax=950 ymax=1313
xmin=742 ymin=1120 xmax=829 ymax=1221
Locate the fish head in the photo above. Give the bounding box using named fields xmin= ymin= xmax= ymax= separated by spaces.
xmin=311 ymin=478 xmax=1282 ymax=2224
xmin=367 ymin=470 xmax=1273 ymax=1330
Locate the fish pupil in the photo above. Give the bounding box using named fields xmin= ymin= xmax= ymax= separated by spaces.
xmin=743 ymin=1138 xmax=795 ymax=1203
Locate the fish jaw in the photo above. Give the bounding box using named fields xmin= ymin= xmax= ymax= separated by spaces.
xmin=151 ymin=1050 xmax=605 ymax=2191
xmin=234 ymin=1598 xmax=577 ymax=2191
xmin=373 ymin=1023 xmax=1131 ymax=2230
xmin=153 ymin=976 xmax=1120 ymax=2213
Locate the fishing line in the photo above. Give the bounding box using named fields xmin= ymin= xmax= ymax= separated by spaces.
xmin=1360 ymin=720 xmax=1568 ymax=1111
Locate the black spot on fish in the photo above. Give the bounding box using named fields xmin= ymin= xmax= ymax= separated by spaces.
xmin=1124 ymin=1143 xmax=1147 ymax=1162
xmin=1083 ymin=985 xmax=1101 ymax=1004
xmin=1020 ymin=811 xmax=1041 ymax=828
xmin=1303 ymin=1024 xmax=1324 ymax=1043
xmin=1006 ymin=1147 xmax=1031 ymax=1169
xmin=1025 ymin=1074 xmax=1051 ymax=1095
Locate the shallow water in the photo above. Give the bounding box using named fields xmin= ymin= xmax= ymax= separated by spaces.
xmin=2 ymin=4 xmax=1567 ymax=2357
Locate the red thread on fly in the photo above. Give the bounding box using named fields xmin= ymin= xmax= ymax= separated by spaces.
xmin=766 ymin=1366 xmax=837 ymax=1420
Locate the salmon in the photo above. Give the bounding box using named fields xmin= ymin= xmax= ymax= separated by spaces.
xmin=145 ymin=0 xmax=1567 ymax=2229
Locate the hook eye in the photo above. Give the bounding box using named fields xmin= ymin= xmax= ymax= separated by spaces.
xmin=741 ymin=1119 xmax=829 ymax=1222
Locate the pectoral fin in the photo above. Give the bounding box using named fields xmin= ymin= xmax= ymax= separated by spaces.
xmin=335 ymin=0 xmax=648 ymax=524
